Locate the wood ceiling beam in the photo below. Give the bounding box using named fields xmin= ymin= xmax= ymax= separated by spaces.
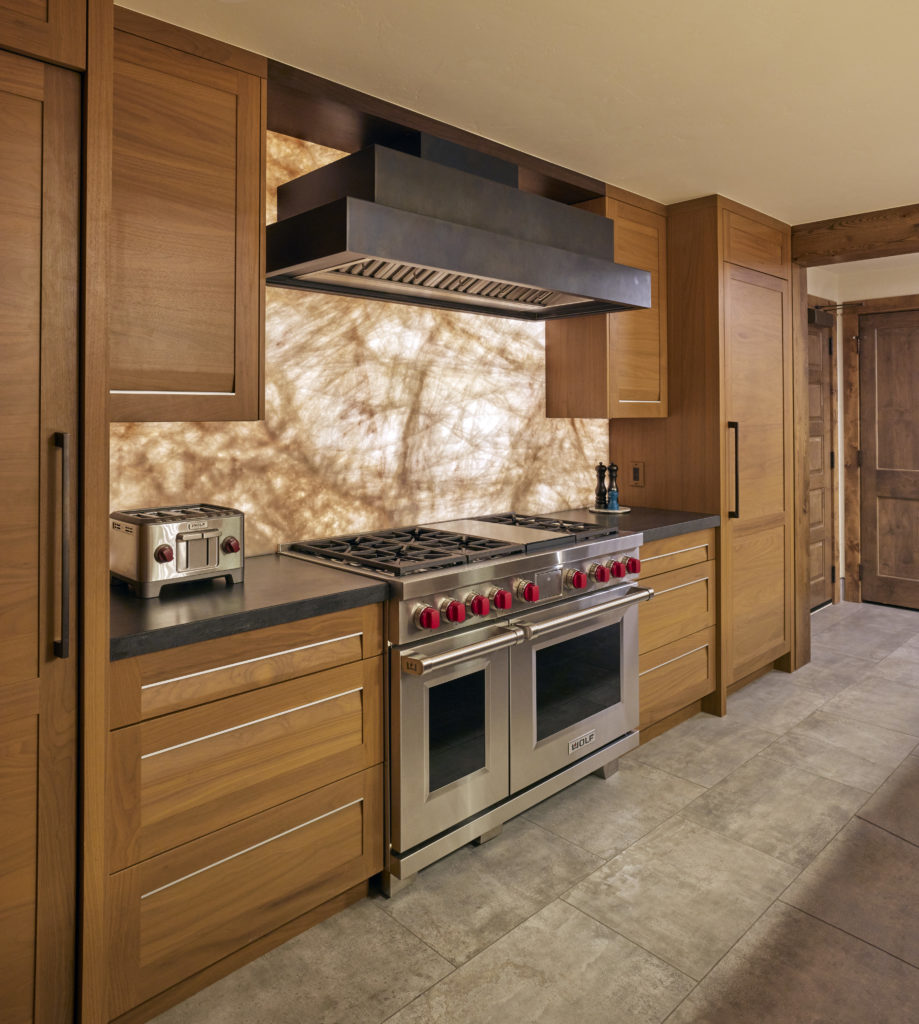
xmin=792 ymin=202 xmax=919 ymax=266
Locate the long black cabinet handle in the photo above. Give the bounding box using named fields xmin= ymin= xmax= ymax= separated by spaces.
xmin=53 ymin=432 xmax=71 ymax=659
xmin=728 ymin=421 xmax=740 ymax=519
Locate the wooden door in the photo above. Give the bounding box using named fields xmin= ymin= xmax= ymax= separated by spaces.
xmin=859 ymin=310 xmax=919 ymax=608
xmin=723 ymin=264 xmax=793 ymax=683
xmin=0 ymin=51 xmax=79 ymax=1023
xmin=807 ymin=322 xmax=834 ymax=608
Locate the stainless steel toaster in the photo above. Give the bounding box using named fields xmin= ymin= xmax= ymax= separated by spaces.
xmin=110 ymin=503 xmax=245 ymax=598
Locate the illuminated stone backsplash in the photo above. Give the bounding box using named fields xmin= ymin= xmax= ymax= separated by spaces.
xmin=109 ymin=134 xmax=608 ymax=554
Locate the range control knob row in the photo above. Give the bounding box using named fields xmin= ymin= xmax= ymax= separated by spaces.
xmin=466 ymin=594 xmax=491 ymax=617
xmin=414 ymin=605 xmax=440 ymax=630
xmin=589 ymin=562 xmax=611 ymax=583
xmin=440 ymin=599 xmax=466 ymax=624
xmin=489 ymin=587 xmax=513 ymax=611
xmin=515 ymin=579 xmax=540 ymax=603
xmin=563 ymin=569 xmax=588 ymax=590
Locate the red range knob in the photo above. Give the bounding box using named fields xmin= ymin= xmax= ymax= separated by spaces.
xmin=565 ymin=569 xmax=588 ymax=590
xmin=222 ymin=535 xmax=241 ymax=554
xmin=490 ymin=588 xmax=513 ymax=611
xmin=415 ymin=606 xmax=440 ymax=630
xmin=517 ymin=580 xmax=540 ymax=603
xmin=590 ymin=563 xmax=611 ymax=583
xmin=626 ymin=556 xmax=641 ymax=574
xmin=468 ymin=595 xmax=490 ymax=617
xmin=154 ymin=544 xmax=174 ymax=564
xmin=609 ymin=560 xmax=627 ymax=578
xmin=442 ymin=600 xmax=466 ymax=624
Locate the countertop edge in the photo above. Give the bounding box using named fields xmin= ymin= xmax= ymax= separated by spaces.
xmin=638 ymin=515 xmax=721 ymax=543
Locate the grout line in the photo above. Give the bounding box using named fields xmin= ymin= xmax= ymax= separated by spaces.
xmin=853 ymin=814 xmax=919 ymax=850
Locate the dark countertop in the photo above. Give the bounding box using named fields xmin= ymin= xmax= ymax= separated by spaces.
xmin=110 ymin=553 xmax=389 ymax=661
xmin=555 ymin=506 xmax=720 ymax=544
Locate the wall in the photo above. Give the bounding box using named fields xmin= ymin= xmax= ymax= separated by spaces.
xmin=110 ymin=134 xmax=609 ymax=554
xmin=809 ymin=254 xmax=919 ymax=302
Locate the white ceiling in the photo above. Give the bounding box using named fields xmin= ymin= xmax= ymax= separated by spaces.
xmin=121 ymin=0 xmax=919 ymax=225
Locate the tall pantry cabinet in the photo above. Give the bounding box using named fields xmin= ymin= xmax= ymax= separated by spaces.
xmin=612 ymin=197 xmax=793 ymax=709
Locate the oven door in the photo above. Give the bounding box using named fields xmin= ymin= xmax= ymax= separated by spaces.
xmin=508 ymin=586 xmax=651 ymax=792
xmin=391 ymin=625 xmax=520 ymax=853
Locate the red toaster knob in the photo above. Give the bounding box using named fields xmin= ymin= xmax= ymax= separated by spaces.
xmin=415 ymin=606 xmax=440 ymax=630
xmin=516 ymin=580 xmax=539 ymax=603
xmin=468 ymin=594 xmax=490 ymax=617
xmin=490 ymin=588 xmax=513 ymax=611
xmin=441 ymin=600 xmax=466 ymax=624
xmin=154 ymin=544 xmax=174 ymax=564
xmin=626 ymin=556 xmax=641 ymax=574
xmin=590 ymin=563 xmax=611 ymax=583
xmin=222 ymin=535 xmax=241 ymax=554
xmin=565 ymin=569 xmax=588 ymax=590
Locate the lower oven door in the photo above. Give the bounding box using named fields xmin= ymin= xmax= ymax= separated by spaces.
xmin=391 ymin=626 xmax=518 ymax=853
xmin=508 ymin=586 xmax=651 ymax=792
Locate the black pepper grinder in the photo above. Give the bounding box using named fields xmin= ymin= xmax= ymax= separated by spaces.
xmin=607 ymin=461 xmax=620 ymax=511
xmin=595 ymin=462 xmax=608 ymax=509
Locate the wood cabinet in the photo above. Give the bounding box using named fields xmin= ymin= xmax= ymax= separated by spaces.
xmin=0 ymin=50 xmax=79 ymax=1023
xmin=105 ymin=604 xmax=384 ymax=1021
xmin=108 ymin=8 xmax=266 ymax=422
xmin=638 ymin=530 xmax=717 ymax=736
xmin=0 ymin=0 xmax=84 ymax=69
xmin=614 ymin=197 xmax=793 ymax=709
xmin=546 ymin=194 xmax=668 ymax=418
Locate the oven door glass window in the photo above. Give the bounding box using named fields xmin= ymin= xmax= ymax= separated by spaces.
xmin=428 ymin=670 xmax=486 ymax=792
xmin=534 ymin=623 xmax=621 ymax=741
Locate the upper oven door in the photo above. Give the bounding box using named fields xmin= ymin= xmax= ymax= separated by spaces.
xmin=508 ymin=586 xmax=650 ymax=792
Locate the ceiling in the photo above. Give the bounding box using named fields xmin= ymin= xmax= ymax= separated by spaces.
xmin=121 ymin=0 xmax=919 ymax=226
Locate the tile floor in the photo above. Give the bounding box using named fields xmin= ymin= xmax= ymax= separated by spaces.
xmin=154 ymin=601 xmax=919 ymax=1024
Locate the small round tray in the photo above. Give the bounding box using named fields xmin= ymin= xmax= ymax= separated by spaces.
xmin=589 ymin=506 xmax=631 ymax=514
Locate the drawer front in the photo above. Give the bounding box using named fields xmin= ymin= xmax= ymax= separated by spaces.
xmin=639 ymin=627 xmax=716 ymax=729
xmin=108 ymin=656 xmax=381 ymax=871
xmin=639 ymin=560 xmax=715 ymax=654
xmin=110 ymin=603 xmax=383 ymax=727
xmin=639 ymin=528 xmax=716 ymax=580
xmin=106 ymin=765 xmax=382 ymax=1018
xmin=723 ymin=209 xmax=789 ymax=279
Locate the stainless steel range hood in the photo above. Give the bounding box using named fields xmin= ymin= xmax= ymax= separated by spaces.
xmin=266 ymin=138 xmax=652 ymax=321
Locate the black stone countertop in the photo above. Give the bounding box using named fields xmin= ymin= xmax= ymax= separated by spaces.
xmin=110 ymin=553 xmax=389 ymax=662
xmin=555 ymin=506 xmax=720 ymax=543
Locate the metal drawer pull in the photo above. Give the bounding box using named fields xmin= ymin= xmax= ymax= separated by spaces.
xmin=520 ymin=587 xmax=654 ymax=641
xmin=653 ymin=577 xmax=708 ymax=598
xmin=141 ymin=631 xmax=363 ymax=689
xmin=642 ymin=543 xmax=708 ymax=564
xmin=401 ymin=628 xmax=525 ymax=676
xmin=140 ymin=797 xmax=363 ymax=899
xmin=141 ymin=686 xmax=363 ymax=759
xmin=639 ymin=643 xmax=709 ymax=677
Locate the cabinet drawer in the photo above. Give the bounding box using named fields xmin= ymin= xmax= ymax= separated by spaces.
xmin=639 ymin=627 xmax=716 ymax=729
xmin=110 ymin=603 xmax=383 ymax=727
xmin=108 ymin=657 xmax=382 ymax=871
xmin=723 ymin=209 xmax=789 ymax=279
xmin=639 ymin=529 xmax=716 ymax=580
xmin=639 ymin=560 xmax=715 ymax=654
xmin=106 ymin=766 xmax=382 ymax=1019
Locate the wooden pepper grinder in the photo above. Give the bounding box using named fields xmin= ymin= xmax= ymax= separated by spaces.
xmin=595 ymin=462 xmax=608 ymax=509
xmin=607 ymin=461 xmax=620 ymax=510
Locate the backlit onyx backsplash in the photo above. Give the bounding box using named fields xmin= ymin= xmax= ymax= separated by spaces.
xmin=109 ymin=134 xmax=608 ymax=554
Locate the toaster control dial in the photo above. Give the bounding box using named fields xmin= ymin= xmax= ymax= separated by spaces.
xmin=154 ymin=544 xmax=174 ymax=564
xmin=222 ymin=536 xmax=241 ymax=554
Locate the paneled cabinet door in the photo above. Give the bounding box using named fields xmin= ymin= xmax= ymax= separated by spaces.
xmin=0 ymin=0 xmax=84 ymax=70
xmin=722 ymin=263 xmax=793 ymax=682
xmin=109 ymin=20 xmax=265 ymax=422
xmin=0 ymin=50 xmax=79 ymax=1024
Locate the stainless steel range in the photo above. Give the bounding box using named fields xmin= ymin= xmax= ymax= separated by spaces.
xmin=281 ymin=511 xmax=653 ymax=895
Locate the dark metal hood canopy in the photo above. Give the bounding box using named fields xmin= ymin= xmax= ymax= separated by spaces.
xmin=265 ymin=136 xmax=652 ymax=321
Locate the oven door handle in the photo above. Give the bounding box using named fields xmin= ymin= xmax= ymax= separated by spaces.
xmin=518 ymin=586 xmax=654 ymax=641
xmin=401 ymin=627 xmax=526 ymax=677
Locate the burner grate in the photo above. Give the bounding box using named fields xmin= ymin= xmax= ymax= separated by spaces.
xmin=475 ymin=512 xmax=618 ymax=539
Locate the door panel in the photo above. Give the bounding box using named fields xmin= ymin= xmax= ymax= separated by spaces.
xmin=860 ymin=311 xmax=919 ymax=608
xmin=808 ymin=323 xmax=834 ymax=608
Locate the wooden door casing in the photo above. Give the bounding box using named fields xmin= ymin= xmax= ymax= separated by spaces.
xmin=0 ymin=50 xmax=79 ymax=1024
xmin=859 ymin=310 xmax=919 ymax=608
xmin=807 ymin=322 xmax=834 ymax=608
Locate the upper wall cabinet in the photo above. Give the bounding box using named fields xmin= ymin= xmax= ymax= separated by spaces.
xmin=109 ymin=9 xmax=266 ymax=422
xmin=0 ymin=0 xmax=85 ymax=69
xmin=545 ymin=195 xmax=668 ymax=419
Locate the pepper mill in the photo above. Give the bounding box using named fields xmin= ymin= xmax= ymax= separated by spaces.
xmin=607 ymin=461 xmax=620 ymax=510
xmin=594 ymin=462 xmax=608 ymax=509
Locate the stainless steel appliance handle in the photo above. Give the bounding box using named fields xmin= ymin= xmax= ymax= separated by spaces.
xmin=519 ymin=586 xmax=654 ymax=641
xmin=53 ymin=432 xmax=71 ymax=660
xmin=401 ymin=627 xmax=525 ymax=676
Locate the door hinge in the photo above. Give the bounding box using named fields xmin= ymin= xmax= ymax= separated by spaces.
xmin=830 ymin=450 xmax=835 ymax=470
xmin=831 ymin=565 xmax=836 ymax=584
xmin=858 ymin=563 xmax=864 ymax=581
xmin=855 ymin=334 xmax=861 ymax=354
xmin=828 ymin=335 xmax=833 ymax=356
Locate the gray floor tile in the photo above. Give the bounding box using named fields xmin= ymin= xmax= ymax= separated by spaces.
xmin=150 ymin=900 xmax=451 ymax=1024
xmin=628 ymin=712 xmax=778 ymax=788
xmin=813 ymin=619 xmax=917 ymax=662
xmin=872 ymin=649 xmax=919 ymax=684
xmin=789 ymin=647 xmax=876 ymax=697
xmin=759 ymin=710 xmax=916 ymax=792
xmin=664 ymin=902 xmax=919 ymax=1024
xmin=725 ymin=672 xmax=825 ymax=733
xmin=858 ymin=753 xmax=919 ymax=845
xmin=821 ymin=675 xmax=919 ymax=736
xmin=810 ymin=601 xmax=862 ymax=632
xmin=377 ymin=841 xmax=545 ymax=966
xmin=387 ymin=900 xmax=694 ymax=1024
xmin=565 ymin=816 xmax=797 ymax=980
xmin=782 ymin=817 xmax=919 ymax=967
xmin=681 ymin=754 xmax=866 ymax=868
xmin=522 ymin=759 xmax=705 ymax=859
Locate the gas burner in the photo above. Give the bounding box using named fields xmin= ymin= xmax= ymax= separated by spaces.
xmin=475 ymin=512 xmax=618 ymax=540
xmin=289 ymin=526 xmax=524 ymax=577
